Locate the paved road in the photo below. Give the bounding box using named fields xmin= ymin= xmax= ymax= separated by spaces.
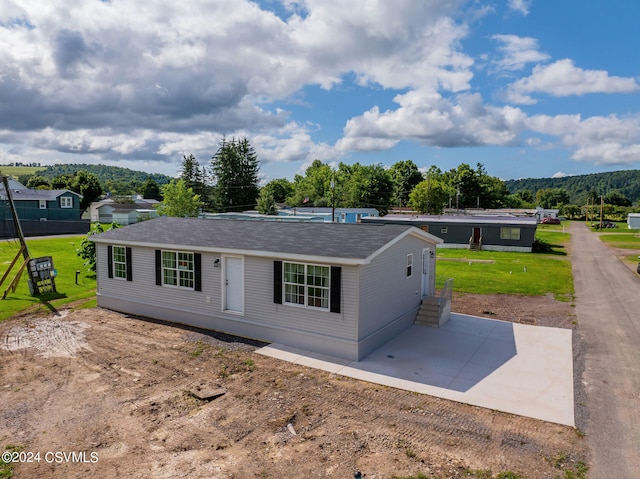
xmin=571 ymin=222 xmax=640 ymax=478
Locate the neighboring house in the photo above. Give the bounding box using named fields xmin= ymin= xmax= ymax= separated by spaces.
xmin=92 ymin=217 xmax=443 ymax=361
xmin=0 ymin=178 xmax=88 ymax=236
xmin=628 ymin=213 xmax=640 ymax=229
xmin=535 ymin=207 xmax=560 ymax=223
xmin=0 ymin=178 xmax=82 ymax=221
xmin=89 ymin=198 xmax=160 ymax=224
xmin=362 ymin=215 xmax=538 ymax=252
xmin=200 ymin=212 xmax=325 ymax=222
xmin=278 ymin=207 xmax=380 ymax=223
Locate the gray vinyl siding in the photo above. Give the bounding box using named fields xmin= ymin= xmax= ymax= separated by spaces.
xmin=357 ymin=234 xmax=427 ymax=340
xmin=244 ymin=257 xmax=358 ymax=340
xmin=96 ymin=244 xmax=359 ymax=343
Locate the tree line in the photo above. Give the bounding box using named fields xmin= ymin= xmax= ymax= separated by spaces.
xmin=12 ymin=137 xmax=640 ymax=219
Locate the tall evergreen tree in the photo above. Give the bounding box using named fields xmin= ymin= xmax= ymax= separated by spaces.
xmin=210 ymin=137 xmax=260 ymax=212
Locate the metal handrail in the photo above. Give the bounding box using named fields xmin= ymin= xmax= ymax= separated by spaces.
xmin=438 ymin=278 xmax=453 ymax=307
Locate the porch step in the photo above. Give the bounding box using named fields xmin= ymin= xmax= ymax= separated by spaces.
xmin=469 ymin=243 xmax=481 ymax=251
xmin=415 ymin=297 xmax=441 ymax=328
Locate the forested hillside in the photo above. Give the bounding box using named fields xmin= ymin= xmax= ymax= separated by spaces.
xmin=505 ymin=169 xmax=640 ymax=205
xmin=34 ymin=163 xmax=174 ymax=187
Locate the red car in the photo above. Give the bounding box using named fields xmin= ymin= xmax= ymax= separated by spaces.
xmin=540 ymin=217 xmax=561 ymax=225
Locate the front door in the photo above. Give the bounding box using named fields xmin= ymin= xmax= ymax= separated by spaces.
xmin=421 ymin=248 xmax=431 ymax=296
xmin=223 ymin=256 xmax=244 ymax=313
xmin=472 ymin=227 xmax=482 ymax=244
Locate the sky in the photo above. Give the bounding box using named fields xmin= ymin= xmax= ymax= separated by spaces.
xmin=1 ymin=0 xmax=640 ymax=183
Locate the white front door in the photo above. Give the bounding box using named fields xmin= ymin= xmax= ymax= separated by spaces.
xmin=421 ymin=248 xmax=431 ymax=296
xmin=223 ymin=256 xmax=244 ymax=313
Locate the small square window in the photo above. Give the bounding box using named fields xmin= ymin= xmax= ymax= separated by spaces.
xmin=441 ymin=226 xmax=448 ymax=233
xmin=39 ymin=200 xmax=47 ymax=209
xmin=60 ymin=197 xmax=73 ymax=208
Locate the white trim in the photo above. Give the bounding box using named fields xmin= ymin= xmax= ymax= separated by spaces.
xmin=39 ymin=200 xmax=47 ymax=209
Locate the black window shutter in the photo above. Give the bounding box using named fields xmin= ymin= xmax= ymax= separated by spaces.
xmin=273 ymin=260 xmax=283 ymax=304
xmin=125 ymin=247 xmax=133 ymax=281
xmin=155 ymin=250 xmax=162 ymax=285
xmin=194 ymin=253 xmax=202 ymax=291
xmin=107 ymin=245 xmax=113 ymax=279
xmin=330 ymin=266 xmax=341 ymax=313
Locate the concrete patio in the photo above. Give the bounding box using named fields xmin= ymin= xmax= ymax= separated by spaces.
xmin=257 ymin=313 xmax=574 ymax=426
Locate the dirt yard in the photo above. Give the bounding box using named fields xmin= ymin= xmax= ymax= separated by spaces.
xmin=0 ymin=294 xmax=585 ymax=479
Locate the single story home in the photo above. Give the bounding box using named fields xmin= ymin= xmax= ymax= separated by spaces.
xmin=362 ymin=215 xmax=538 ymax=252
xmin=628 ymin=213 xmax=640 ymax=229
xmin=89 ymin=197 xmax=160 ymax=224
xmin=278 ymin=207 xmax=380 ymax=223
xmin=92 ymin=217 xmax=443 ymax=361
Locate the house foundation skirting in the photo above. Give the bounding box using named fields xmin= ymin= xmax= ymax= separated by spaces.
xmin=97 ymin=293 xmax=361 ymax=361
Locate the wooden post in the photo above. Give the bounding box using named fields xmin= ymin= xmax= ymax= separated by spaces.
xmin=2 ymin=175 xmax=30 ymax=259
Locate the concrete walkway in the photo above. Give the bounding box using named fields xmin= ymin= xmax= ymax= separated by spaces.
xmin=258 ymin=312 xmax=574 ymax=426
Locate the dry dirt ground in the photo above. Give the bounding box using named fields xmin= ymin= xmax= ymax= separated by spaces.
xmin=0 ymin=294 xmax=585 ymax=479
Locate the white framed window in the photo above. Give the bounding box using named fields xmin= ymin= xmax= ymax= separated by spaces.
xmin=283 ymin=262 xmax=330 ymax=310
xmin=162 ymin=251 xmax=194 ymax=289
xmin=406 ymin=253 xmax=413 ymax=278
xmin=112 ymin=246 xmax=127 ymax=279
xmin=39 ymin=200 xmax=47 ymax=209
xmin=500 ymin=227 xmax=521 ymax=240
xmin=441 ymin=226 xmax=448 ymax=233
xmin=60 ymin=196 xmax=73 ymax=208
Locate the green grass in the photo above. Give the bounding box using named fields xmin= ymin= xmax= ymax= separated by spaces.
xmin=0 ymin=166 xmax=41 ymax=178
xmin=0 ymin=236 xmax=96 ymax=321
xmin=597 ymin=232 xmax=640 ymax=249
xmin=435 ymin=245 xmax=573 ymax=299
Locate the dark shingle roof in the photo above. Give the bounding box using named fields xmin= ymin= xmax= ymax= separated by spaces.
xmin=92 ymin=216 xmax=431 ymax=261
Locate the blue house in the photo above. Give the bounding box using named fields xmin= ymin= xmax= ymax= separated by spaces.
xmin=0 ymin=178 xmax=88 ymax=236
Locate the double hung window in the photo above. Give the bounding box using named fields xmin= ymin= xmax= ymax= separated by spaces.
xmin=162 ymin=251 xmax=194 ymax=289
xmin=283 ymin=262 xmax=330 ymax=310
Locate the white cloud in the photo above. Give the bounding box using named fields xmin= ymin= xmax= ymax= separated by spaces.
xmin=508 ymin=0 xmax=532 ymax=16
xmin=527 ymin=113 xmax=640 ymax=166
xmin=506 ymin=59 xmax=640 ymax=104
xmin=337 ymin=90 xmax=528 ymax=150
xmin=491 ymin=34 xmax=549 ymax=72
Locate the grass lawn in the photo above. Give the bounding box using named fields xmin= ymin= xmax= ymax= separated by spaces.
xmin=435 ymin=229 xmax=573 ymax=300
xmin=0 ymin=166 xmax=41 ymax=177
xmin=597 ymin=232 xmax=640 ymax=249
xmin=0 ymin=236 xmax=96 ymax=321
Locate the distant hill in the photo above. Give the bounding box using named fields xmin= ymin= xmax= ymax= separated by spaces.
xmin=505 ymin=169 xmax=640 ymax=204
xmin=34 ymin=163 xmax=174 ymax=186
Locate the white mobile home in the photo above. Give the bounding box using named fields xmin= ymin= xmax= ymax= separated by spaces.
xmin=628 ymin=213 xmax=640 ymax=229
xmin=92 ymin=217 xmax=443 ymax=361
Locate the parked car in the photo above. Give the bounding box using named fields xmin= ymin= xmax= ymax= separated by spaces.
xmin=540 ymin=217 xmax=561 ymax=225
xmin=592 ymin=220 xmax=618 ymax=229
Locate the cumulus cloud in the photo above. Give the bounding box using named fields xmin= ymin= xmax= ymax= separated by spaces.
xmin=0 ymin=0 xmax=473 ymax=169
xmin=526 ymin=113 xmax=640 ymax=166
xmin=491 ymin=34 xmax=549 ymax=72
xmin=506 ymin=59 xmax=640 ymax=104
xmin=337 ymin=90 xmax=527 ymax=151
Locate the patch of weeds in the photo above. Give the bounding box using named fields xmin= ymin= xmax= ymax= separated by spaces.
xmin=242 ymin=359 xmax=255 ymax=371
xmin=404 ymin=447 xmax=417 ymax=459
xmin=496 ymin=473 xmax=522 ymax=479
xmin=549 ymin=452 xmax=568 ymax=469
xmin=189 ymin=340 xmax=207 ymax=358
xmin=574 ymin=427 xmax=585 ymax=438
xmin=1 ymin=444 xmax=24 ymax=479
xmin=462 ymin=469 xmax=492 ymax=478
